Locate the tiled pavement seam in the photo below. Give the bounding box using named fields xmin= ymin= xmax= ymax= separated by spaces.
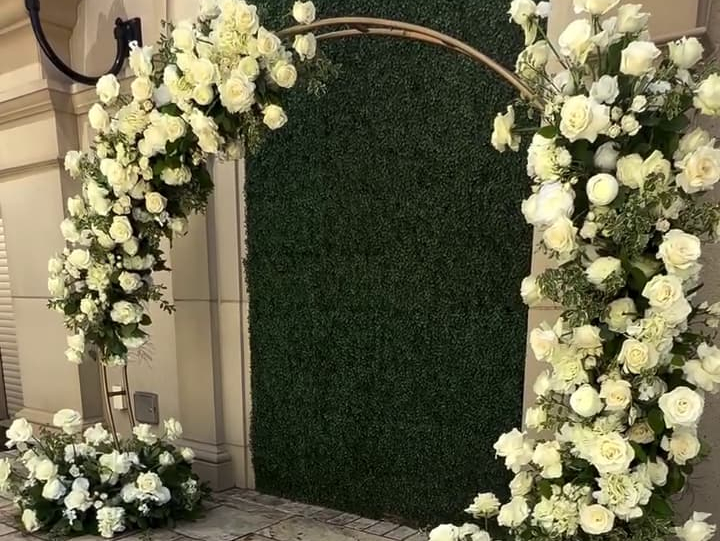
xmin=0 ymin=489 xmax=429 ymax=541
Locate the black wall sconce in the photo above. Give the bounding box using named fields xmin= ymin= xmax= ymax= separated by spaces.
xmin=25 ymin=0 xmax=142 ymax=86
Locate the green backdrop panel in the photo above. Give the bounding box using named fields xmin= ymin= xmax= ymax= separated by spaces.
xmin=247 ymin=0 xmax=530 ymax=525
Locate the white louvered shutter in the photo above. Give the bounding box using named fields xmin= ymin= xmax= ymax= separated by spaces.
xmin=0 ymin=219 xmax=22 ymax=416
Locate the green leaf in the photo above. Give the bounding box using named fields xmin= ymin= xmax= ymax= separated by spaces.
xmin=647 ymin=408 xmax=666 ymax=435
xmin=537 ymin=125 xmax=558 ymax=139
xmin=666 ymin=465 xmax=686 ymax=494
xmin=630 ymin=442 xmax=648 ymax=463
xmin=659 ymin=114 xmax=691 ymax=133
xmin=140 ymin=314 xmax=152 ymax=326
xmin=537 ymin=479 xmax=553 ymax=499
xmin=648 ymin=494 xmax=674 ymax=518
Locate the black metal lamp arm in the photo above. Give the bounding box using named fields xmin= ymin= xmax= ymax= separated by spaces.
xmin=25 ymin=0 xmax=142 ymax=86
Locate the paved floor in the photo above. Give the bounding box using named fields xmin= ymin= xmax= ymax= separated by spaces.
xmin=0 ymin=489 xmax=429 ymax=541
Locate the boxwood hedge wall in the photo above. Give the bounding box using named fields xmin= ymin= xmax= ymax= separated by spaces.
xmin=246 ymin=0 xmax=531 ymax=526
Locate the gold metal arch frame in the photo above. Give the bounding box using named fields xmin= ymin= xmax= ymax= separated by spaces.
xmin=100 ymin=16 xmax=528 ymax=445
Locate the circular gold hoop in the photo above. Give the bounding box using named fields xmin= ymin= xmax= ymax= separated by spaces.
xmin=278 ymin=17 xmax=533 ymax=100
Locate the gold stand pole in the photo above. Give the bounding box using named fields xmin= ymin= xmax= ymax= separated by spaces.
xmin=100 ymin=364 xmax=137 ymax=450
xmin=278 ymin=17 xmax=534 ymax=102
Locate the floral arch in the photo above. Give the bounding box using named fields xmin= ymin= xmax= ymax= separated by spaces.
xmin=4 ymin=0 xmax=720 ymax=540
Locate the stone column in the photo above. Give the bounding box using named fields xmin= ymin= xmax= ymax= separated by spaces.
xmin=0 ymin=0 xmax=103 ymax=427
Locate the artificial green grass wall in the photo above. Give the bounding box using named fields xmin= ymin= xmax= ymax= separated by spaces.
xmin=246 ymin=0 xmax=530 ymax=526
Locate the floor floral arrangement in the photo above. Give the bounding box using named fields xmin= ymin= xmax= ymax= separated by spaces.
xmin=432 ymin=2 xmax=720 ymax=541
xmin=20 ymin=0 xmax=328 ymax=537
xmin=1 ymin=411 xmax=205 ymax=538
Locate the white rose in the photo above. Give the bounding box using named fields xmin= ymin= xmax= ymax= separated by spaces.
xmin=84 ymin=423 xmax=111 ymax=445
xmin=96 ymin=74 xmax=120 ymax=104
xmin=48 ymin=276 xmax=67 ymax=298
xmin=491 ymin=106 xmax=520 ymax=153
xmin=658 ymin=229 xmax=701 ymax=276
xmin=236 ymin=57 xmax=260 ymax=81
xmin=573 ymin=0 xmax=619 ymax=14
xmin=553 ymin=70 xmax=575 ymax=95
xmin=530 ymin=328 xmax=558 ymax=362
xmin=170 ymin=217 xmax=189 ymax=235
xmin=163 ymin=418 xmax=183 ymax=440
xmin=603 ymin=298 xmax=635 ymax=333
xmin=590 ymin=75 xmax=620 ymax=104
xmin=525 ymin=406 xmax=547 ymax=429
xmin=586 ymin=256 xmax=622 ymax=288
xmin=542 ymin=217 xmax=577 ymax=255
xmin=129 ymin=44 xmax=154 ymax=77
xmin=64 ymin=150 xmax=82 ymax=177
xmin=669 ymin=37 xmax=704 ymax=69
xmin=677 ymin=146 xmax=720 ymax=193
xmin=97 ymin=506 xmax=126 ymax=539
xmin=646 ymin=458 xmax=669 ymax=486
xmin=465 ymin=492 xmax=501 ymax=518
xmin=600 ymin=379 xmax=632 ymax=411
xmin=53 ymin=409 xmax=83 ymax=435
xmin=118 ymin=271 xmax=142 ymax=293
xmin=572 ymin=325 xmax=602 ymax=349
xmin=558 ymin=19 xmax=594 ymax=62
xmin=586 ymin=173 xmax=619 ymax=206
xmin=293 ymin=33 xmax=317 ymax=60
xmin=685 ymin=343 xmax=720 ymax=392
xmin=616 ymin=154 xmax=645 ymax=188
xmin=292 ymin=1 xmax=316 ymax=24
xmin=621 ymin=41 xmax=661 ymax=76
xmin=88 ymin=103 xmax=110 ymax=132
xmin=676 ymin=512 xmax=717 ymax=541
xmin=659 ymin=386 xmax=704 ymax=428
xmin=497 ymin=497 xmax=530 ymax=527
xmin=109 ymin=216 xmax=133 ymax=243
xmin=191 ymin=84 xmax=212 ymax=106
xmin=159 ymin=451 xmax=175 ymax=467
xmin=675 ymin=128 xmax=712 ymax=162
xmin=429 ymin=524 xmax=458 ymax=541
xmin=532 ymin=441 xmax=562 ymax=478
xmin=617 ymin=4 xmax=650 ymax=33
xmin=67 ymin=249 xmax=91 ymax=270
xmin=594 ymin=142 xmax=620 ymax=171
xmin=628 ymin=421 xmax=655 ymax=444
xmin=631 ymin=95 xmax=648 ymax=113
xmin=181 ymin=447 xmax=196 ymax=462
xmin=48 ymin=256 xmax=64 ymax=274
xmin=161 ymin=166 xmax=192 ymax=186
xmin=580 ymin=504 xmax=615 ymax=534
xmin=7 ymin=417 xmax=33 ymax=445
xmin=233 ymin=1 xmax=260 ymax=33
xmin=590 ymin=433 xmax=635 ymax=474
xmin=494 ymin=429 xmax=534 ymax=473
xmin=34 ymin=458 xmax=58 ymax=481
xmin=621 ymin=114 xmax=641 ymax=136
xmin=172 ymin=21 xmax=195 ymax=52
xmin=271 ymin=60 xmax=298 ymax=89
xmin=110 ymin=301 xmax=143 ymax=325
xmin=559 ymin=95 xmax=610 ymax=143
xmin=533 ymin=371 xmax=552 ymax=397
xmin=145 ymin=192 xmax=167 ymax=214
xmin=642 ymin=274 xmax=684 ymax=309
xmin=132 ymin=423 xmax=158 ymax=445
xmin=130 ymin=76 xmax=154 ymax=102
xmin=522 ymin=181 xmax=574 ymax=228
xmin=255 ymin=27 xmax=281 ymax=58
xmin=263 ymin=105 xmax=288 ymax=130
xmin=509 ymin=471 xmax=533 ymax=496
xmin=695 ymin=74 xmax=720 ymax=116
xmin=219 ymin=76 xmax=255 ymax=113
xmin=570 ymin=384 xmax=604 ymax=417
xmin=21 ymin=509 xmax=40 ymax=533
xmin=642 ymin=149 xmax=671 ymax=184
xmin=520 ymin=275 xmax=543 ymax=307
xmin=123 ymin=238 xmax=140 ymax=256
xmin=666 ymin=428 xmax=701 ymax=465
xmin=619 ymin=339 xmax=658 ymax=374
xmin=42 ymin=477 xmax=66 ymax=500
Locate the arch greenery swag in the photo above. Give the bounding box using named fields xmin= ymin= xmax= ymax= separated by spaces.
xmin=5 ymin=0 xmax=720 ymax=540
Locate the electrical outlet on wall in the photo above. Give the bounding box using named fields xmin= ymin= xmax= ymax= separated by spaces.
xmin=134 ymin=392 xmax=159 ymax=425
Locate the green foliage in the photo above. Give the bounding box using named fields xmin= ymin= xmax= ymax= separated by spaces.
xmin=247 ymin=0 xmax=529 ymax=526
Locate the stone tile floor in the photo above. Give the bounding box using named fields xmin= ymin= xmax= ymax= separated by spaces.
xmin=0 ymin=489 xmax=429 ymax=541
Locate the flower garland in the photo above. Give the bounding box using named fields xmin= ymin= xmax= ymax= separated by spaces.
xmin=1 ymin=411 xmax=205 ymax=537
xmin=48 ymin=0 xmax=331 ymax=366
xmin=432 ymin=2 xmax=720 ymax=541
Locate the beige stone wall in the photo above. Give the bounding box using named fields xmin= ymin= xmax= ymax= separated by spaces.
xmin=527 ymin=0 xmax=720 ymax=519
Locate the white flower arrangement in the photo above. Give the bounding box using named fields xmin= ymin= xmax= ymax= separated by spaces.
xmin=2 ymin=411 xmax=205 ymax=537
xmin=434 ymin=2 xmax=720 ymax=541
xmin=48 ymin=0 xmax=332 ymax=366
